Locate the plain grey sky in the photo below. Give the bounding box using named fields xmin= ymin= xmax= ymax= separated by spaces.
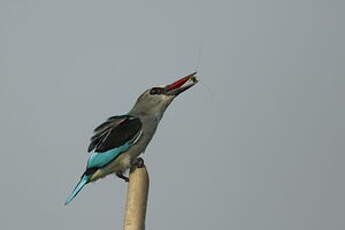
xmin=1 ymin=0 xmax=344 ymax=229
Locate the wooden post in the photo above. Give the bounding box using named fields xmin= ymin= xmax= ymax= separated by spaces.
xmin=123 ymin=164 xmax=149 ymax=230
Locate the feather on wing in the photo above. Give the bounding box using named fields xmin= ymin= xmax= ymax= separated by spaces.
xmin=85 ymin=115 xmax=143 ymax=169
xmin=88 ymin=115 xmax=136 ymax=152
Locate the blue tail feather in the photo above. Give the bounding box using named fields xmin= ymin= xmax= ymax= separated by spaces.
xmin=65 ymin=175 xmax=89 ymax=205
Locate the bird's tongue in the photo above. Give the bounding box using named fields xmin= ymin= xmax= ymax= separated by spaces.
xmin=166 ymin=72 xmax=197 ymax=90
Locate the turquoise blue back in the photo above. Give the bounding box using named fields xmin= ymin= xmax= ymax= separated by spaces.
xmin=86 ymin=142 xmax=131 ymax=168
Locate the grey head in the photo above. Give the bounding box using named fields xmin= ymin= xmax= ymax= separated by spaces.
xmin=129 ymin=72 xmax=198 ymax=119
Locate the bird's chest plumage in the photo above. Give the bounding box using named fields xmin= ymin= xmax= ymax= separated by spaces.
xmin=134 ymin=115 xmax=160 ymax=153
xmin=120 ymin=115 xmax=159 ymax=165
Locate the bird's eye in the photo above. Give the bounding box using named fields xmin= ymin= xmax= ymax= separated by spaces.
xmin=150 ymin=88 xmax=163 ymax=95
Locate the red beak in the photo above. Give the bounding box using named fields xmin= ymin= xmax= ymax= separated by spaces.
xmin=164 ymin=72 xmax=198 ymax=96
xmin=166 ymin=72 xmax=197 ymax=90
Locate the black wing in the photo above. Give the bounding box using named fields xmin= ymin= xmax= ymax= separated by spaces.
xmin=88 ymin=115 xmax=142 ymax=153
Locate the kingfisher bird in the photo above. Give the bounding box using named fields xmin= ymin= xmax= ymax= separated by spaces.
xmin=65 ymin=72 xmax=198 ymax=205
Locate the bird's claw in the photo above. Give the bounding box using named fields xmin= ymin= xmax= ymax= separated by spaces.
xmin=134 ymin=157 xmax=144 ymax=168
xmin=116 ymin=172 xmax=129 ymax=182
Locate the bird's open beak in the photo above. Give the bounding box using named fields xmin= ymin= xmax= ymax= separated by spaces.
xmin=165 ymin=72 xmax=198 ymax=96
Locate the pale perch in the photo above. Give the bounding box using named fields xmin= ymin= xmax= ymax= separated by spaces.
xmin=123 ymin=163 xmax=149 ymax=230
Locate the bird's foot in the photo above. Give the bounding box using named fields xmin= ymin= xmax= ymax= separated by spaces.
xmin=116 ymin=172 xmax=129 ymax=183
xmin=134 ymin=157 xmax=144 ymax=168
